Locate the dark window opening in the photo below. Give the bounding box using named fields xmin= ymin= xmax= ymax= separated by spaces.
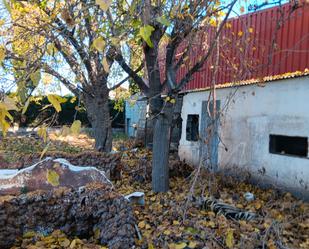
xmin=186 ymin=115 xmax=199 ymax=141
xmin=269 ymin=135 xmax=308 ymax=157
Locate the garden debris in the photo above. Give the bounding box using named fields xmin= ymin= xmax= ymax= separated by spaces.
xmin=244 ymin=192 xmax=255 ymax=201
xmin=196 ymin=196 xmax=257 ymax=221
xmin=0 ymin=158 xmax=111 ymax=195
xmin=0 ymin=183 xmax=136 ymax=249
xmin=125 ymin=191 xmax=145 ymax=206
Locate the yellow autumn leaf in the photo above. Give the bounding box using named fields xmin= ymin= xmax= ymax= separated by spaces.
xmin=102 ymin=57 xmax=110 ymax=73
xmin=110 ymin=37 xmax=120 ymax=46
xmin=188 ymin=241 xmax=198 ymax=248
xmin=3 ymin=96 xmax=18 ymax=111
xmin=148 ymin=243 xmax=155 ymax=249
xmin=0 ymin=103 xmax=12 ymax=136
xmin=139 ymin=25 xmax=155 ymax=47
xmin=40 ymin=142 xmax=50 ymax=160
xmin=226 ymin=229 xmax=234 ymax=248
xmin=238 ymin=31 xmax=243 ymax=37
xmin=169 ymin=242 xmax=187 ymax=249
xmin=94 ymin=228 xmax=101 ymax=240
xmin=156 ymin=16 xmax=171 ymax=26
xmin=209 ymin=18 xmax=217 ymax=27
xmin=30 ymin=70 xmax=41 ymax=86
xmin=0 ymin=48 xmax=5 ymax=64
xmin=173 ymin=220 xmax=180 ymax=225
xmin=0 ymin=120 xmax=10 ymax=136
xmin=70 ymin=96 xmax=77 ymax=103
xmin=22 ymin=98 xmax=30 ymax=114
xmin=70 ymin=120 xmax=81 ymax=135
xmin=47 ymin=94 xmax=66 ymax=112
xmin=138 ymin=221 xmax=146 ymax=229
xmin=93 ymin=36 xmax=106 ymax=52
xmin=70 ymin=239 xmax=77 ymax=248
xmin=225 ymin=23 xmax=232 ymax=29
xmin=255 ymin=200 xmax=262 ymax=210
xmin=61 ymin=125 xmax=71 ymax=137
xmin=95 ymin=0 xmax=112 ymax=11
xmin=267 ymin=240 xmax=276 ymax=249
xmin=170 ymin=99 xmax=176 ymax=104
xmin=248 ymin=27 xmax=254 ymax=33
xmin=37 ymin=125 xmax=48 ymax=142
xmin=46 ymin=169 xmax=60 ymax=186
xmin=23 ymin=231 xmax=37 ymax=238
xmin=207 ymin=221 xmax=216 ymax=228
xmin=59 ymin=238 xmax=70 ymax=247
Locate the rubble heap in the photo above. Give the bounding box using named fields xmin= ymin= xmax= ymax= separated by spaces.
xmin=0 ymin=183 xmax=136 ymax=249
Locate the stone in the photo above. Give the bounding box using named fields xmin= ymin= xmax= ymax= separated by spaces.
xmin=0 ymin=158 xmax=112 ymax=196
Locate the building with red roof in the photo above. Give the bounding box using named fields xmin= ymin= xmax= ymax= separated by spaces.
xmin=178 ymin=1 xmax=309 ymax=199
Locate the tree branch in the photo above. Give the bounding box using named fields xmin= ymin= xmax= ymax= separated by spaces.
xmin=175 ymin=0 xmax=237 ymax=92
xmin=42 ymin=63 xmax=81 ymax=96
xmin=113 ymin=52 xmax=149 ymax=94
xmin=109 ymin=63 xmax=144 ymax=91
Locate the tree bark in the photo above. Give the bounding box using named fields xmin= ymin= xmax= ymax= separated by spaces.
xmin=84 ymin=85 xmax=112 ymax=152
xmin=152 ymin=102 xmax=174 ymax=192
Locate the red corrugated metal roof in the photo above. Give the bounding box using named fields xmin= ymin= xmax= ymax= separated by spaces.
xmin=171 ymin=2 xmax=309 ymax=92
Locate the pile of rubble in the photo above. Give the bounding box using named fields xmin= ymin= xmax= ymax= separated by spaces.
xmin=0 ymin=158 xmax=136 ymax=249
xmin=0 ymin=184 xmax=136 ymax=249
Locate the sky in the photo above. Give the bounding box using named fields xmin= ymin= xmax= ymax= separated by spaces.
xmin=0 ymin=0 xmax=288 ymax=96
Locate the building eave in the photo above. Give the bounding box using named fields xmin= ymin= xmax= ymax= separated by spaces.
xmin=181 ymin=69 xmax=309 ymax=94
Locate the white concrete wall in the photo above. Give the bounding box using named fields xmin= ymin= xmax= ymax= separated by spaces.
xmin=179 ymin=76 xmax=309 ymax=198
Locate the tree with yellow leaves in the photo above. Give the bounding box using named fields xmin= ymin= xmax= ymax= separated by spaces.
xmin=105 ymin=0 xmax=238 ymax=192
xmin=0 ymin=0 xmax=134 ymax=151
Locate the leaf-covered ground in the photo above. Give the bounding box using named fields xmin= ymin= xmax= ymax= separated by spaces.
xmin=1 ymin=134 xmax=308 ymax=249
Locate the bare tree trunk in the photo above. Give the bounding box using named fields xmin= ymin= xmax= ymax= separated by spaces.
xmin=152 ymin=102 xmax=174 ymax=192
xmin=84 ymin=85 xmax=112 ymax=152
xmin=92 ymin=106 xmax=112 ymax=152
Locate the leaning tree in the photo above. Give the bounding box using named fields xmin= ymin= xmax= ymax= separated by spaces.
xmin=106 ymin=0 xmax=238 ymax=192
xmin=0 ymin=0 xmax=131 ymax=151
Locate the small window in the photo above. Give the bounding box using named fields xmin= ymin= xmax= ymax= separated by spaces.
xmin=186 ymin=115 xmax=199 ymax=141
xmin=269 ymin=135 xmax=308 ymax=157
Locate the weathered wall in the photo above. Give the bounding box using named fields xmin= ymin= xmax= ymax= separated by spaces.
xmin=179 ymin=76 xmax=309 ymax=198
